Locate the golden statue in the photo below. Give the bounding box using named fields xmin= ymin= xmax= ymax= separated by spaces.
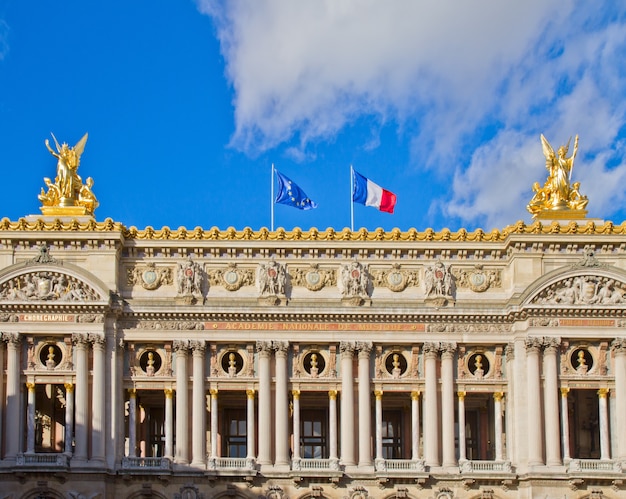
xmin=527 ymin=134 xmax=588 ymax=219
xmin=39 ymin=133 xmax=98 ymax=216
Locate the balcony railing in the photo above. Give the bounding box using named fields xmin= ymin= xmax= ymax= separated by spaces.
xmin=375 ymin=459 xmax=426 ymax=472
xmin=291 ymin=458 xmax=340 ymax=471
xmin=15 ymin=453 xmax=69 ymax=469
xmin=568 ymin=459 xmax=622 ymax=473
xmin=121 ymin=457 xmax=172 ymax=470
xmin=459 ymin=459 xmax=513 ymax=473
xmin=208 ymin=457 xmax=256 ymax=471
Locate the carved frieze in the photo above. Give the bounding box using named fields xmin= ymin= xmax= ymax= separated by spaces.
xmin=0 ymin=271 xmax=101 ymax=302
xmin=452 ymin=265 xmax=501 ymax=292
xmin=127 ymin=262 xmax=173 ymax=290
xmin=371 ymin=263 xmax=419 ymax=292
xmin=533 ymin=275 xmax=626 ymax=305
xmin=207 ymin=263 xmax=254 ymax=291
xmin=426 ymin=323 xmax=512 ymax=333
xmin=289 ymin=263 xmax=336 ymax=291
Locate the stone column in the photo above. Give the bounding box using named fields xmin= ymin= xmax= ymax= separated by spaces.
xmin=375 ymin=390 xmax=383 ymax=463
xmin=611 ymin=339 xmax=626 ymax=460
xmin=26 ymin=382 xmax=36 ymax=453
xmin=292 ymin=390 xmax=301 ymax=461
xmin=441 ymin=343 xmax=456 ymax=468
xmin=128 ymin=389 xmax=137 ymax=457
xmin=90 ymin=334 xmax=106 ymax=464
xmin=73 ymin=333 xmax=89 ymax=463
xmin=458 ymin=392 xmax=466 ymax=461
xmin=598 ymin=388 xmax=611 ymax=460
xmin=357 ymin=342 xmax=373 ymax=468
xmin=525 ymin=338 xmax=543 ymax=466
xmin=64 ymin=383 xmax=75 ymax=455
xmin=423 ymin=342 xmax=439 ymax=467
xmin=543 ymin=337 xmax=561 ymax=466
xmin=494 ymin=392 xmax=504 ymax=461
xmin=560 ymin=388 xmax=570 ymax=462
xmin=256 ymin=341 xmax=272 ymax=466
xmin=504 ymin=343 xmax=515 ymax=462
xmin=340 ymin=341 xmax=356 ymax=466
xmin=411 ymin=391 xmax=420 ymax=460
xmin=0 ymin=341 xmax=5 ymax=455
xmin=210 ymin=389 xmax=218 ymax=458
xmin=4 ymin=333 xmax=21 ymax=460
xmin=329 ymin=390 xmax=338 ymax=461
xmin=246 ymin=389 xmax=256 ymax=460
xmin=164 ymin=389 xmax=174 ymax=460
xmin=173 ymin=340 xmax=189 ymax=464
xmin=190 ymin=340 xmax=206 ymax=466
xmin=274 ymin=341 xmax=290 ymax=468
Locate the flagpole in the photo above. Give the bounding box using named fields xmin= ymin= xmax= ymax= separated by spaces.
xmin=350 ymin=165 xmax=354 ymax=232
xmin=271 ymin=164 xmax=275 ymax=232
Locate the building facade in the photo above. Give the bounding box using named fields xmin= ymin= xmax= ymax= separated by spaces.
xmin=0 ymin=215 xmax=625 ymax=499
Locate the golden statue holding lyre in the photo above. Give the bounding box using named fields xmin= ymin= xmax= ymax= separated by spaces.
xmin=527 ymin=134 xmax=588 ymax=219
xmin=39 ymin=133 xmax=99 ymax=216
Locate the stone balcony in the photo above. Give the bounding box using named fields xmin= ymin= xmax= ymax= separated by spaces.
xmin=120 ymin=456 xmax=172 ymax=472
xmin=15 ymin=453 xmax=70 ymax=470
xmin=567 ymin=459 xmax=622 ymax=473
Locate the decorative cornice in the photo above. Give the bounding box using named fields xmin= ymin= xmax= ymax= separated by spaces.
xmin=1 ymin=218 xmax=625 ymax=241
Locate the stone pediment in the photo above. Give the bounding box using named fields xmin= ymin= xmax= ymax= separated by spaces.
xmin=531 ymin=273 xmax=626 ymax=306
xmin=0 ymin=269 xmax=104 ymax=302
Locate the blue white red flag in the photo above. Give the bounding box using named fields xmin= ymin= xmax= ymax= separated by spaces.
xmin=274 ymin=171 xmax=318 ymax=210
xmin=352 ymin=169 xmax=396 ymax=213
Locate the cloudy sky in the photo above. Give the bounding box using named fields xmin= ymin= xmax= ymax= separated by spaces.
xmin=0 ymin=1 xmax=625 ymax=231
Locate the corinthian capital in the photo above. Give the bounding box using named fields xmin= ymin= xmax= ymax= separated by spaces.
xmin=189 ymin=340 xmax=206 ymax=353
xmin=340 ymin=341 xmax=355 ymax=356
xmin=524 ymin=337 xmax=543 ymax=353
xmin=356 ymin=341 xmax=373 ymax=355
xmin=542 ymin=336 xmax=561 ymax=353
xmin=172 ymin=340 xmax=190 ymax=353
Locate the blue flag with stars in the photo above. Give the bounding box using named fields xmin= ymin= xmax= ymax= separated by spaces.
xmin=274 ymin=171 xmax=318 ymax=210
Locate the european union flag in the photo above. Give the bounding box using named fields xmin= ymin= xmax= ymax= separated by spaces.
xmin=274 ymin=171 xmax=318 ymax=210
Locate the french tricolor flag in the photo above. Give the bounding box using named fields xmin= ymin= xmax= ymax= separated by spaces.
xmin=352 ymin=169 xmax=397 ymax=214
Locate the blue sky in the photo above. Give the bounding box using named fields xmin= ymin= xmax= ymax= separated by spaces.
xmin=1 ymin=1 xmax=626 ymax=232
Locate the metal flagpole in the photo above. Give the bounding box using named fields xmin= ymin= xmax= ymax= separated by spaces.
xmin=350 ymin=165 xmax=354 ymax=232
xmin=271 ymin=164 xmax=275 ymax=232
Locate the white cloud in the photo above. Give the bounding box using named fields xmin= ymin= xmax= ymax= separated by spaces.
xmin=199 ymin=0 xmax=626 ymax=225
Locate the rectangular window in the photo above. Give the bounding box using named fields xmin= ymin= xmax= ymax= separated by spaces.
xmin=382 ymin=410 xmax=403 ymax=459
xmin=223 ymin=409 xmax=247 ymax=458
xmin=301 ymin=409 xmax=327 ymax=459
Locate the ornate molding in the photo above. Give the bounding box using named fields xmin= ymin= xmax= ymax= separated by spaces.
xmin=0 ymin=271 xmax=102 ymax=302
xmin=207 ymin=263 xmax=254 ymax=291
xmin=371 ymin=263 xmax=418 ymax=292
xmin=127 ymin=262 xmax=173 ymax=290
xmin=452 ymin=264 xmax=501 ymax=292
xmin=289 ymin=263 xmax=335 ymax=291
xmin=532 ymin=275 xmax=626 ymax=306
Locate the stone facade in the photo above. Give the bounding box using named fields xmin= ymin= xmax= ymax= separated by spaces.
xmin=0 ymin=218 xmax=625 ymax=499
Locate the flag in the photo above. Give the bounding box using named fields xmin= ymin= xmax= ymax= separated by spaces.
xmin=352 ymin=169 xmax=397 ymax=213
xmin=274 ymin=171 xmax=318 ymax=210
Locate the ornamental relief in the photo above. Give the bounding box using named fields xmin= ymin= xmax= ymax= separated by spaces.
xmin=207 ymin=263 xmax=254 ymax=291
xmin=126 ymin=262 xmax=173 ymax=290
xmin=0 ymin=271 xmax=101 ymax=302
xmin=426 ymin=323 xmax=512 ymax=333
xmin=452 ymin=265 xmax=502 ymax=292
xmin=532 ymin=275 xmax=626 ymax=305
xmin=371 ymin=264 xmax=419 ymax=292
xmin=559 ymin=342 xmax=608 ymax=376
xmin=118 ymin=319 xmax=205 ymax=331
xmin=289 ymin=264 xmax=336 ymax=291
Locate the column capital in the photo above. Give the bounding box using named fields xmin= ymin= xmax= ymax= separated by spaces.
xmin=423 ymin=341 xmax=439 ymax=357
xmin=172 ymin=340 xmax=190 ymax=353
xmin=274 ymin=340 xmax=289 ymax=356
xmin=356 ymin=341 xmax=373 ymax=356
xmin=328 ymin=389 xmax=337 ymax=400
xmin=525 ymin=337 xmax=543 ymax=353
xmin=246 ymin=389 xmax=255 ymax=399
xmin=292 ymin=389 xmax=300 ymax=400
xmin=210 ymin=388 xmax=219 ymax=398
xmin=190 ymin=340 xmax=206 ymax=354
xmin=411 ymin=390 xmax=421 ymax=401
xmin=611 ymin=337 xmax=626 ymax=355
xmin=128 ymin=388 xmax=137 ymax=397
xmin=542 ymin=336 xmax=561 ymax=353
xmin=164 ymin=388 xmax=174 ymax=398
xmin=560 ymin=387 xmax=570 ymax=396
xmin=2 ymin=332 xmax=21 ymax=346
xmin=72 ymin=333 xmax=90 ymax=347
xmin=256 ymin=340 xmax=273 ymax=356
xmin=89 ymin=333 xmax=106 ymax=348
xmin=340 ymin=341 xmax=355 ymax=356
xmin=441 ymin=342 xmax=457 ymax=358
xmin=597 ymin=388 xmax=609 ymax=398
xmin=26 ymin=382 xmax=35 ymax=391
xmin=64 ymin=383 xmax=74 ymax=392
xmin=493 ymin=392 xmax=504 ymax=402
xmin=458 ymin=391 xmax=466 ymax=401
xmin=374 ymin=390 xmax=383 ymax=400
